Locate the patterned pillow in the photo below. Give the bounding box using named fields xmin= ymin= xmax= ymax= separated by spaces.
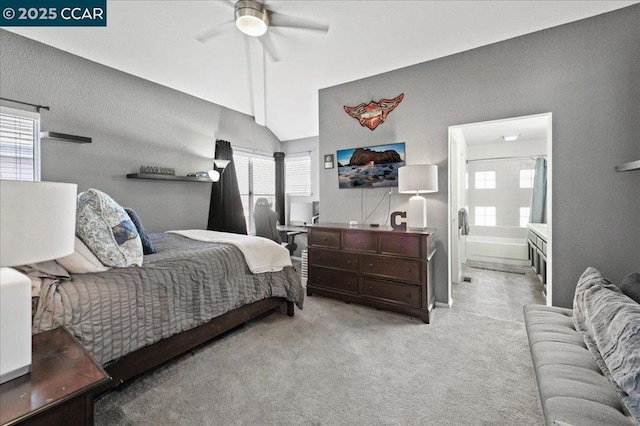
xmin=76 ymin=189 xmax=143 ymax=267
xmin=125 ymin=208 xmax=156 ymax=255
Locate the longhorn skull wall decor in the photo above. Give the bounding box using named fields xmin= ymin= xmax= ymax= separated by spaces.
xmin=343 ymin=93 xmax=404 ymax=130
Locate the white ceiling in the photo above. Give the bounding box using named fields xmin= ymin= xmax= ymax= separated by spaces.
xmin=461 ymin=115 xmax=549 ymax=146
xmin=5 ymin=1 xmax=637 ymax=142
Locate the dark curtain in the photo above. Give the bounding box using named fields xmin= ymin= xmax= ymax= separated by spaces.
xmin=274 ymin=152 xmax=285 ymax=226
xmin=207 ymin=140 xmax=247 ymax=234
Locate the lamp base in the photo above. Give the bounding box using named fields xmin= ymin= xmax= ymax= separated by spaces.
xmin=407 ymin=195 xmax=427 ymax=230
xmin=0 ymin=268 xmax=32 ymax=384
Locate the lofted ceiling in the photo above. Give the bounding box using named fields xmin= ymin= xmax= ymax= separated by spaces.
xmin=5 ymin=1 xmax=637 ymax=142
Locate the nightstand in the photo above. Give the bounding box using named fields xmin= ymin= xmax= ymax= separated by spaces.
xmin=0 ymin=327 xmax=110 ymax=426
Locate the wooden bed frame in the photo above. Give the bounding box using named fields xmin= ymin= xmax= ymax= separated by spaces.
xmin=87 ymin=297 xmax=294 ymax=419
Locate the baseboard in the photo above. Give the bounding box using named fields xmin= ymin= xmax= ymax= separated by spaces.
xmin=435 ymin=300 xmax=452 ymax=309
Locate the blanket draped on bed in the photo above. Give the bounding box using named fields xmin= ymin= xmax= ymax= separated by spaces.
xmin=33 ymin=233 xmax=303 ymax=365
xmin=167 ymin=229 xmax=291 ymax=274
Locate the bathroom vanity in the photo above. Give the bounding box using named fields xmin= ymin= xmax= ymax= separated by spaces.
xmin=527 ymin=223 xmax=548 ymax=287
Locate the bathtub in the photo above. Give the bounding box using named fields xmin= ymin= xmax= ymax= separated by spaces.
xmin=465 ymin=235 xmax=529 ymax=265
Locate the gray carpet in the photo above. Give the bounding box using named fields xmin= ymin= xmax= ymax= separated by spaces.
xmin=467 ymin=260 xmax=526 ymax=275
xmin=95 ymin=297 xmax=544 ymax=425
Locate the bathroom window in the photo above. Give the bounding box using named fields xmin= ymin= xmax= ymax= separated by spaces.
xmin=520 ymin=169 xmax=534 ymax=188
xmin=520 ymin=207 xmax=531 ymax=227
xmin=475 ymin=171 xmax=496 ymax=189
xmin=475 ymin=206 xmax=496 ymax=226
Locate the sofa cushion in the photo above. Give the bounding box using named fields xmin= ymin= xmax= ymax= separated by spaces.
xmin=529 ymin=341 xmax=601 ymax=372
xmin=537 ymin=364 xmax=627 ymax=411
xmin=76 ymin=189 xmax=143 ymax=268
xmin=544 ymin=397 xmax=635 ymax=426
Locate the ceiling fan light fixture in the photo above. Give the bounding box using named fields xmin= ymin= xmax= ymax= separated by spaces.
xmin=235 ymin=0 xmax=269 ymax=37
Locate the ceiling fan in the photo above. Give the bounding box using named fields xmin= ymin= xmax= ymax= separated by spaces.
xmin=196 ymin=0 xmax=329 ymax=126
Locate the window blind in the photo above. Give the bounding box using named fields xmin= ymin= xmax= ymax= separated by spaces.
xmin=285 ymin=155 xmax=311 ymax=195
xmin=233 ymin=152 xmax=275 ymax=234
xmin=0 ymin=107 xmax=41 ymax=181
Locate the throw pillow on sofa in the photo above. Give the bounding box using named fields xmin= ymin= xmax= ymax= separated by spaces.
xmin=573 ymin=267 xmax=640 ymax=421
xmin=76 ymin=189 xmax=143 ymax=267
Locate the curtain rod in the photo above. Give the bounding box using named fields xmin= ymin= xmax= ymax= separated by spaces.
xmin=0 ymin=97 xmax=50 ymax=112
xmin=467 ymin=155 xmax=546 ymax=164
xmin=232 ymin=145 xmax=273 ymax=157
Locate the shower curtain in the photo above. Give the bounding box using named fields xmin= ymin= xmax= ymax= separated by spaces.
xmin=529 ymin=157 xmax=547 ymax=223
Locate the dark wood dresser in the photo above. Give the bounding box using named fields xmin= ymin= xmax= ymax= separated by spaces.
xmin=0 ymin=327 xmax=109 ymax=426
xmin=307 ymin=223 xmax=436 ymax=323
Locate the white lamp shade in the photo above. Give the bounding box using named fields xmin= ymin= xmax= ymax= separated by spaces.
xmin=0 ymin=181 xmax=78 ymax=267
xmin=398 ymin=164 xmax=438 ymax=194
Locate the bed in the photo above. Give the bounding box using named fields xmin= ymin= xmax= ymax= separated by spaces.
xmin=31 ymin=232 xmax=304 ymax=398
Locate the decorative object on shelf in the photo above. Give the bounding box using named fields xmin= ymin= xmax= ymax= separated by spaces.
xmin=126 ymin=173 xmax=212 ymax=182
xmin=390 ymin=211 xmax=407 ymax=231
xmin=398 ymin=164 xmax=438 ymax=230
xmin=343 ymin=93 xmax=404 ymax=130
xmin=324 ymin=154 xmax=334 ymax=169
xmin=140 ymin=166 xmax=175 ymax=175
xmin=40 ymin=131 xmax=92 ymax=144
xmin=0 ymin=181 xmax=77 ymax=384
xmin=187 ymin=171 xmax=212 ymax=178
xmin=337 ymin=142 xmax=405 ymax=189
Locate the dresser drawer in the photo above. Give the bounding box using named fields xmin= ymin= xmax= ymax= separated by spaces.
xmin=378 ymin=233 xmax=421 ymax=258
xmin=342 ymin=231 xmax=377 ymax=253
xmin=309 ymin=229 xmax=341 ymax=249
xmin=360 ymin=254 xmax=421 ymax=284
xmin=309 ymin=248 xmax=358 ymax=272
xmin=361 ymin=278 xmax=421 ymax=309
xmin=308 ymin=268 xmax=359 ymax=293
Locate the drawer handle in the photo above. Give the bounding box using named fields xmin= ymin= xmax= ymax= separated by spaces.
xmin=368 ymin=263 xmax=373 ymax=268
xmin=406 ymin=293 xmax=412 ymax=298
xmin=369 ymin=286 xmax=373 ymax=290
xmin=322 ymin=237 xmax=328 ymax=241
xmin=407 ymin=268 xmax=412 ymax=273
xmin=346 ymin=260 xmax=351 ymax=265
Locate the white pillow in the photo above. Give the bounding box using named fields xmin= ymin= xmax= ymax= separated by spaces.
xmin=56 ymin=237 xmax=110 ymax=274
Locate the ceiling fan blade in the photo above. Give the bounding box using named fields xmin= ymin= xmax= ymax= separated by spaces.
xmin=269 ymin=11 xmax=329 ymax=33
xmin=196 ymin=20 xmax=234 ymax=43
xmin=221 ymin=0 xmax=235 ymax=8
xmin=259 ymin=32 xmax=280 ymax=62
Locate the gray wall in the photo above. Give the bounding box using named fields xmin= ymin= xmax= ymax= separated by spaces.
xmin=319 ymin=5 xmax=640 ymax=308
xmin=0 ymin=30 xmax=281 ymax=232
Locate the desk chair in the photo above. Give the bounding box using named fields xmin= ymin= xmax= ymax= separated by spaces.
xmin=253 ymin=198 xmax=296 ymax=255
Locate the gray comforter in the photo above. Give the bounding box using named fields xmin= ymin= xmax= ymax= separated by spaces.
xmin=33 ymin=233 xmax=304 ymax=365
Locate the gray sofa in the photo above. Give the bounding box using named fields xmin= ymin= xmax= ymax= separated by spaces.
xmin=524 ymin=304 xmax=636 ymax=425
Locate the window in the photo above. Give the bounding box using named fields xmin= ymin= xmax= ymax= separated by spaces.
xmin=234 ymin=152 xmax=275 ymax=234
xmin=520 ymin=207 xmax=531 ymax=227
xmin=0 ymin=107 xmax=40 ymax=181
xmin=285 ymin=154 xmax=311 ymax=196
xmin=475 ymin=206 xmax=496 ymax=226
xmin=520 ymin=169 xmax=534 ymax=188
xmin=474 ymin=171 xmax=495 ymax=189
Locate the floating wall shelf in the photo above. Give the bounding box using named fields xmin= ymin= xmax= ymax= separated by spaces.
xmin=126 ymin=173 xmax=212 ymax=183
xmin=41 ymin=131 xmax=92 ymax=144
xmin=615 ymin=160 xmax=640 ymax=172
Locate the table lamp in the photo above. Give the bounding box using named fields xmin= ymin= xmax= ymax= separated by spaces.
xmin=398 ymin=164 xmax=438 ymax=230
xmin=0 ymin=180 xmax=77 ymax=384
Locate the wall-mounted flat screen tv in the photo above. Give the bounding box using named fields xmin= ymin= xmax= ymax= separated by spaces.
xmin=337 ymin=142 xmax=405 ymax=189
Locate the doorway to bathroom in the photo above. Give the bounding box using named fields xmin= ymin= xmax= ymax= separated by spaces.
xmin=447 ymin=113 xmax=552 ymax=316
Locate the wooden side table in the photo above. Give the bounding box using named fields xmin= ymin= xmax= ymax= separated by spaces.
xmin=0 ymin=327 xmax=110 ymax=426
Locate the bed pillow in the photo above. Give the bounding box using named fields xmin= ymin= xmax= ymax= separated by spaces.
xmin=56 ymin=237 xmax=110 ymax=274
xmin=76 ymin=189 xmax=143 ymax=267
xmin=619 ymin=272 xmax=640 ymax=304
xmin=125 ymin=208 xmax=157 ymax=255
